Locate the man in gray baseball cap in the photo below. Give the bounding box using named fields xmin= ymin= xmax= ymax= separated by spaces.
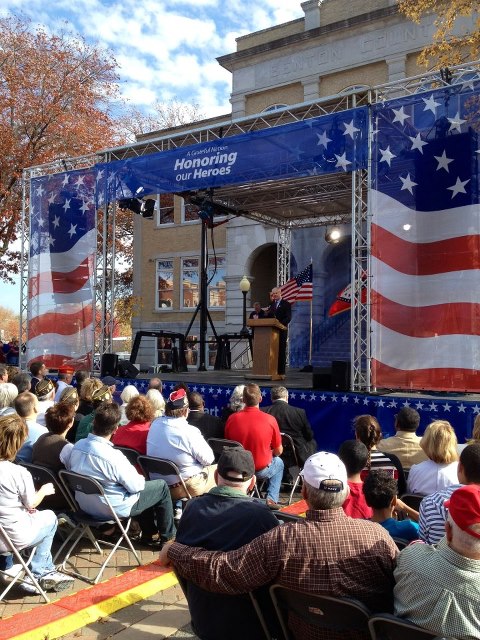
xmin=172 ymin=446 xmax=279 ymax=640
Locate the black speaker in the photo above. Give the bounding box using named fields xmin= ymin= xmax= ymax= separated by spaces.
xmin=100 ymin=353 xmax=118 ymax=378
xmin=331 ymin=360 xmax=351 ymax=391
xmin=117 ymin=360 xmax=139 ymax=379
xmin=312 ymin=367 xmax=332 ymax=390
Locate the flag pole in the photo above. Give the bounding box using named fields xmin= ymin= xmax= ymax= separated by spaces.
xmin=308 ymin=258 xmax=313 ymax=366
xmin=308 ymin=295 xmax=313 ymax=366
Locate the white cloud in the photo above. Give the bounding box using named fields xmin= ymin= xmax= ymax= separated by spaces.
xmin=1 ymin=0 xmax=305 ymax=117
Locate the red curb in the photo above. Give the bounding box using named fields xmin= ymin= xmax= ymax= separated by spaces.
xmin=0 ymin=561 xmax=172 ymax=639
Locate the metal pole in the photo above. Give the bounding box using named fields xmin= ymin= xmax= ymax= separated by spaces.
xmin=198 ymin=219 xmax=208 ymax=371
xmin=240 ymin=290 xmax=249 ymax=337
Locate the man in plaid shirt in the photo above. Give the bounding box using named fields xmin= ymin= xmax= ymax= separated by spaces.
xmin=160 ymin=452 xmax=397 ymax=640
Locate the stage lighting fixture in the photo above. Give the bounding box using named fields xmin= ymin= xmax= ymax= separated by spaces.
xmin=118 ymin=197 xmax=155 ymax=219
xmin=325 ymin=227 xmax=342 ymax=243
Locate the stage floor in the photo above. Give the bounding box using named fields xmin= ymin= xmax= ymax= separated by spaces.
xmin=137 ymin=367 xmax=315 ymax=389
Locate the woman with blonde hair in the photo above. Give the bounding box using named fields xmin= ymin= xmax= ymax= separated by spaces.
xmin=407 ymin=420 xmax=459 ymax=495
xmin=468 ymin=414 xmax=480 ymax=444
xmin=77 ymin=377 xmax=102 ymax=416
xmin=119 ymin=385 xmax=140 ymax=425
xmin=146 ymin=389 xmax=165 ymax=418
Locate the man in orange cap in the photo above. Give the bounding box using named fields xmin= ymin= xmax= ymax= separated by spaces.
xmin=394 ymin=484 xmax=480 ymax=638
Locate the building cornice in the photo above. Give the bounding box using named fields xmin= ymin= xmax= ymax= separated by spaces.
xmin=217 ymin=5 xmax=399 ymax=70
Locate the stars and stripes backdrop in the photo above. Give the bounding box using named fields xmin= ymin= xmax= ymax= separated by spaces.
xmin=280 ymin=264 xmax=313 ymax=303
xmin=371 ymin=82 xmax=480 ymax=392
xmin=27 ymin=169 xmax=96 ymax=369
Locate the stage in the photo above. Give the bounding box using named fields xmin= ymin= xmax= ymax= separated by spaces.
xmin=115 ymin=367 xmax=480 ymax=454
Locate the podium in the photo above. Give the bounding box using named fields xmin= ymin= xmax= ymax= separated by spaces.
xmin=245 ymin=318 xmax=286 ymax=380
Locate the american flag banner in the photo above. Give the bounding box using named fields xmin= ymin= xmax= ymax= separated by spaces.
xmin=280 ymin=264 xmax=313 ymax=303
xmin=27 ymin=169 xmax=96 ymax=369
xmin=371 ymin=83 xmax=480 ymax=392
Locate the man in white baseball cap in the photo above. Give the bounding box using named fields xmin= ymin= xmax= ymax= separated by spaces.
xmin=161 ymin=451 xmax=398 ymax=640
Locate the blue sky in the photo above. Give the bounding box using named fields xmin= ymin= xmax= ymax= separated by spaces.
xmin=0 ymin=0 xmax=305 ymax=315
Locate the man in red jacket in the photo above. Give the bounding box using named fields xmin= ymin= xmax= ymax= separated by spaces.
xmin=225 ymin=383 xmax=283 ymax=508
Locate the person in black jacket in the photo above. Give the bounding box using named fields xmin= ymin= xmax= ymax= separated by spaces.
xmin=266 ymin=287 xmax=291 ymax=376
xmin=262 ymin=386 xmax=317 ymax=466
xmin=187 ymin=391 xmax=224 ymax=440
xmin=174 ymin=447 xmax=279 ymax=640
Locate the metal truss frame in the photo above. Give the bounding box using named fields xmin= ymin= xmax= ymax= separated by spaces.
xmin=107 ymin=89 xmax=370 ymax=160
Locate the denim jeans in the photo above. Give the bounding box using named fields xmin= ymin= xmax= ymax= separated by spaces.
xmin=0 ymin=554 xmax=13 ymax=570
xmin=129 ymin=479 xmax=175 ymax=542
xmin=28 ymin=510 xmax=58 ymax=578
xmin=256 ymin=456 xmax=284 ymax=502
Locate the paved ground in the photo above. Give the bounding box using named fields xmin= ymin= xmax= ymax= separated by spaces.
xmin=58 ymin=585 xmax=199 ymax=640
xmin=0 ymin=530 xmax=200 ymax=639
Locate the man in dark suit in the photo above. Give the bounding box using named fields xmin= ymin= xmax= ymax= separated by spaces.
xmin=187 ymin=391 xmax=224 ymax=440
xmin=262 ymin=386 xmax=317 ymax=466
xmin=267 ymin=287 xmax=291 ymax=376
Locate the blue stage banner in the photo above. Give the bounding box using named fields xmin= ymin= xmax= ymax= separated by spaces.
xmin=115 ymin=378 xmax=477 ymax=454
xmin=95 ymin=107 xmax=368 ymax=203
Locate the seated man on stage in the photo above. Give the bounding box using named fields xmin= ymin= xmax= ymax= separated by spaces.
xmin=266 ymin=287 xmax=291 ymax=377
xmin=249 ymin=302 xmax=265 ymax=320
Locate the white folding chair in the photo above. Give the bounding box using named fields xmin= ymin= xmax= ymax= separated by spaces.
xmin=0 ymin=523 xmax=49 ymax=602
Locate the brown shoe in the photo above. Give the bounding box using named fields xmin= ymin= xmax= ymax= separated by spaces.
xmin=266 ymin=499 xmax=281 ymax=510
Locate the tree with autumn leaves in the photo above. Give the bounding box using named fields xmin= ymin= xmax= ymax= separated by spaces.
xmin=0 ymin=15 xmax=120 ymax=282
xmin=399 ymin=1 xmax=480 ymax=67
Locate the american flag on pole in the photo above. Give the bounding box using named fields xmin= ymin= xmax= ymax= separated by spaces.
xmin=371 ymin=83 xmax=480 ymax=392
xmin=280 ymin=264 xmax=313 ymax=303
xmin=27 ymin=169 xmax=96 ymax=369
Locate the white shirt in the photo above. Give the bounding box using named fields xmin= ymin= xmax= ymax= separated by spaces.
xmin=36 ymin=399 xmax=55 ymax=426
xmin=146 ymin=415 xmax=214 ymax=483
xmin=54 ymin=381 xmax=72 ymax=403
xmin=407 ymin=459 xmax=459 ymax=495
xmin=0 ymin=461 xmax=55 ymax=551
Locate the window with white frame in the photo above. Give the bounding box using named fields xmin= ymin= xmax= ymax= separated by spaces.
xmin=156 ymin=259 xmax=174 ymax=309
xmin=181 ymin=258 xmax=200 ymax=308
xmin=156 ymin=193 xmax=174 ymax=225
xmin=208 ymin=256 xmax=226 ymax=307
xmin=181 ymin=256 xmax=226 ymax=309
xmin=181 ymin=197 xmax=200 ymax=223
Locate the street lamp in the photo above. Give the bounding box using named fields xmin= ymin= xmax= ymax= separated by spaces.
xmin=239 ymin=275 xmax=251 ymax=338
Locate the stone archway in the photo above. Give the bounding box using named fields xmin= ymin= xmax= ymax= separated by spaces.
xmin=248 ymin=243 xmax=276 ymax=306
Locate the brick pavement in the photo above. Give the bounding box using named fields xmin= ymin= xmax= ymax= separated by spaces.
xmin=0 ymin=533 xmax=200 ymax=640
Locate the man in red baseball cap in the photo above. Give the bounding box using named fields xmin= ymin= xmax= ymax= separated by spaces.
xmin=394 ymin=484 xmax=480 ymax=639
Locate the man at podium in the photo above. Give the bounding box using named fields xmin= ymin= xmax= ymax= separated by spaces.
xmin=267 ymin=287 xmax=291 ymax=376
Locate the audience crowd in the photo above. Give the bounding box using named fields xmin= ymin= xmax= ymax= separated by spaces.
xmin=0 ymin=367 xmax=479 ymax=640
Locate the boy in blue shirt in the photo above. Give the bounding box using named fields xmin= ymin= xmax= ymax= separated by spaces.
xmin=363 ymin=469 xmax=420 ymax=542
